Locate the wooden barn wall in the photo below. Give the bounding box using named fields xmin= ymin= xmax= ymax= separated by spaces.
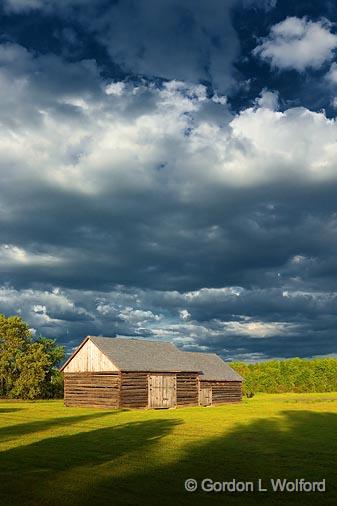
xmin=201 ymin=381 xmax=242 ymax=404
xmin=64 ymin=372 xmax=120 ymax=408
xmin=120 ymin=372 xmax=148 ymax=408
xmin=176 ymin=372 xmax=199 ymax=407
xmin=63 ymin=339 xmax=118 ymax=373
xmin=120 ymin=371 xmax=199 ymax=408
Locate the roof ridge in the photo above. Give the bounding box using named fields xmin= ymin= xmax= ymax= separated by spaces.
xmin=183 ymin=350 xmax=217 ymax=357
xmin=89 ymin=335 xmax=176 ymax=344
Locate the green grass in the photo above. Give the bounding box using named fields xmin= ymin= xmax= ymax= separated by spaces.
xmin=1 ymin=393 xmax=337 ymax=506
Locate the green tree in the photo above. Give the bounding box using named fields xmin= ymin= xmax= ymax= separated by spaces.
xmin=232 ymin=356 xmax=337 ymax=394
xmin=0 ymin=314 xmax=31 ymax=396
xmin=0 ymin=314 xmax=64 ymax=399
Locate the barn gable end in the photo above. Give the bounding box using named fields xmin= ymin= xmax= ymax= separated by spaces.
xmin=62 ymin=338 xmax=118 ymax=373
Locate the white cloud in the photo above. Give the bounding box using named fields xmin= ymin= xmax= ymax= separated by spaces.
xmin=179 ymin=309 xmax=191 ymax=321
xmin=2 ymin=44 xmax=337 ymax=350
xmin=255 ymin=89 xmax=279 ymax=110
xmin=105 ymin=82 xmax=125 ymax=96
xmin=96 ymin=303 xmax=118 ymax=316
xmin=326 ymin=62 xmax=337 ymax=84
xmin=4 ymin=0 xmax=43 ymax=12
xmin=0 ymin=286 xmax=93 ymax=337
xmin=2 ymin=283 xmax=337 ymax=359
xmin=228 ymin=105 xmax=337 ymax=184
xmin=222 ymin=320 xmax=296 ymax=338
xmin=33 ymin=304 xmax=47 ymax=314
xmin=184 ymin=287 xmax=244 ymax=302
xmin=254 ymin=17 xmax=337 ymax=71
xmin=3 ymin=44 xmax=337 ymax=209
xmin=291 ymin=255 xmax=307 ymax=264
xmin=144 ymin=317 xmax=295 ymax=346
xmin=0 ymin=244 xmax=63 ymax=267
xmin=118 ymin=307 xmax=161 ymax=325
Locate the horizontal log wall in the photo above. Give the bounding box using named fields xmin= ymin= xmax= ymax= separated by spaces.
xmin=120 ymin=372 xmax=148 ymax=408
xmin=120 ymin=371 xmax=199 ymax=408
xmin=64 ymin=372 xmax=120 ymax=408
xmin=176 ymin=372 xmax=199 ymax=407
xmin=201 ymin=381 xmax=242 ymax=404
xmin=64 ymin=372 xmax=242 ymax=409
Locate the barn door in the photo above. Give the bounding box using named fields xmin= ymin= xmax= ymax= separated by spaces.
xmin=199 ymin=383 xmax=212 ymax=406
xmin=148 ymin=374 xmax=176 ymax=408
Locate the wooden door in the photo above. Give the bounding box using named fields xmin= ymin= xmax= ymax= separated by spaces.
xmin=199 ymin=383 xmax=212 ymax=406
xmin=148 ymin=374 xmax=176 ymax=408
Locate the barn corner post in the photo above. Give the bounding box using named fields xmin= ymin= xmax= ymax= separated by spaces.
xmin=118 ymin=370 xmax=122 ymax=409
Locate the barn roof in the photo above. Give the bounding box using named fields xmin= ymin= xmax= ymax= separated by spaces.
xmin=61 ymin=335 xmax=243 ymax=381
xmin=89 ymin=336 xmax=201 ymax=373
xmin=183 ymin=352 xmax=243 ymax=382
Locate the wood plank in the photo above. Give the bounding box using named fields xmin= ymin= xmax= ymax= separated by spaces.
xmin=120 ymin=372 xmax=148 ymax=409
xmin=63 ymin=340 xmax=118 ymax=372
xmin=64 ymin=372 xmax=121 ymax=408
xmin=148 ymin=374 xmax=177 ymax=408
xmin=176 ymin=372 xmax=198 ymax=406
xmin=198 ymin=380 xmax=242 ymax=405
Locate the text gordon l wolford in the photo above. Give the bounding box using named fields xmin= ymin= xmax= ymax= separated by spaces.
xmin=184 ymin=478 xmax=326 ymax=493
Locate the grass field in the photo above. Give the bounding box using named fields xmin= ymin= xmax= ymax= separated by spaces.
xmin=1 ymin=393 xmax=337 ymax=506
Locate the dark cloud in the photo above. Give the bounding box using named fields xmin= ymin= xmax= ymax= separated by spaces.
xmin=89 ymin=0 xmax=240 ymax=92
xmin=1 ymin=2 xmax=337 ymax=360
xmin=2 ymin=285 xmax=337 ymax=360
xmin=2 ymin=0 xmax=241 ymax=92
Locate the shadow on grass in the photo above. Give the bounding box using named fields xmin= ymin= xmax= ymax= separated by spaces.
xmin=0 ymin=407 xmax=24 ymax=414
xmin=1 ymin=410 xmax=337 ymax=506
xmin=112 ymin=409 xmax=336 ymax=506
xmin=0 ymin=417 xmax=182 ymax=506
xmin=0 ymin=411 xmax=121 ymax=442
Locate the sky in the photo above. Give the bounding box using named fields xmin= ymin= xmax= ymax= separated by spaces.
xmin=1 ymin=0 xmax=337 ymax=361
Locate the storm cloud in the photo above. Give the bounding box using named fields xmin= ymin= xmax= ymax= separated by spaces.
xmin=1 ymin=1 xmax=337 ymax=360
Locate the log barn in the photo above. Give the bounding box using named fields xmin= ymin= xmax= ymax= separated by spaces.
xmin=60 ymin=336 xmax=243 ymax=409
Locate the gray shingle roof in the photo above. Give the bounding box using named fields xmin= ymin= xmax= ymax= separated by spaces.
xmin=88 ymin=336 xmax=242 ymax=381
xmin=182 ymin=351 xmax=243 ymax=381
xmin=90 ymin=336 xmax=201 ymax=372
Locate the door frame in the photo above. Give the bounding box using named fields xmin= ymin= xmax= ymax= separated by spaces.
xmin=148 ymin=373 xmax=177 ymax=409
xmin=199 ymin=381 xmax=212 ymax=406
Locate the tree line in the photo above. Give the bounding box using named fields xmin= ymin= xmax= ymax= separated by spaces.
xmin=2 ymin=313 xmax=337 ymax=400
xmin=232 ymin=358 xmax=337 ymax=396
xmin=0 ymin=314 xmax=64 ymax=399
